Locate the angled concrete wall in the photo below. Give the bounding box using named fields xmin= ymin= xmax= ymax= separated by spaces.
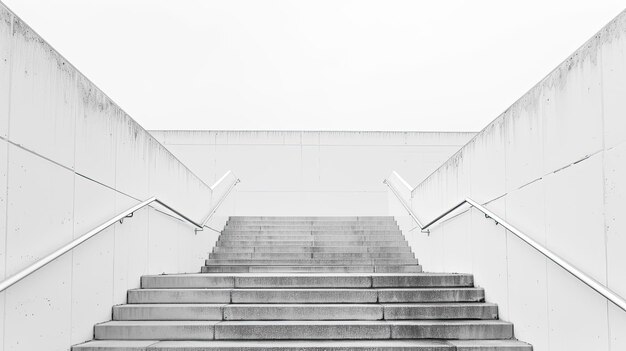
xmin=150 ymin=130 xmax=475 ymax=215
xmin=390 ymin=9 xmax=626 ymax=351
xmin=0 ymin=3 xmax=221 ymax=350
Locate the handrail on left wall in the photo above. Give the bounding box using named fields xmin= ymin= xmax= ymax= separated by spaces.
xmin=0 ymin=172 xmax=240 ymax=293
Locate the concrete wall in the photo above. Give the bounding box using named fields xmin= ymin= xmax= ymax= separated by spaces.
xmin=0 ymin=3 xmax=225 ymax=350
xmin=389 ymin=9 xmax=626 ymax=351
xmin=150 ymin=130 xmax=475 ymax=215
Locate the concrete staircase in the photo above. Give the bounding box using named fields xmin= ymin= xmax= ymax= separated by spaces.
xmin=73 ymin=216 xmax=531 ymax=350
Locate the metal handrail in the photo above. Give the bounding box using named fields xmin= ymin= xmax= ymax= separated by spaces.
xmin=384 ymin=177 xmax=626 ymax=313
xmin=383 ymin=179 xmax=423 ymax=229
xmin=198 ymin=174 xmax=241 ymax=231
xmin=0 ymin=172 xmax=241 ymax=293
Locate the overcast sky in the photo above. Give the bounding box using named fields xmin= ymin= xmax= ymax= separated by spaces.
xmin=3 ymin=1 xmax=625 ymax=131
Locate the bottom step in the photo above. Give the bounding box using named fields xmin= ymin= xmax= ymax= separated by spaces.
xmin=74 ymin=340 xmax=532 ymax=350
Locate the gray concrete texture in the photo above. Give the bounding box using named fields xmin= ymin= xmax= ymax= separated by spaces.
xmin=74 ymin=216 xmax=530 ymax=350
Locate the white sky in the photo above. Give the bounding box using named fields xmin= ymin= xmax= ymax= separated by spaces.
xmin=3 ymin=0 xmax=625 ymax=131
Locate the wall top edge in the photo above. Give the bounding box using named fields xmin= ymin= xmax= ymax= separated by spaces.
xmin=0 ymin=1 xmax=211 ymax=190
xmin=412 ymin=8 xmax=626 ymax=191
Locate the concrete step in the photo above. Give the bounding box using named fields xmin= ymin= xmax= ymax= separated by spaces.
xmin=223 ymin=304 xmax=383 ymax=321
xmin=448 ymin=340 xmax=533 ymax=350
xmin=128 ymin=289 xmax=232 ymax=304
xmin=204 ymin=258 xmax=419 ymax=265
xmin=201 ymin=265 xmax=423 ymax=273
xmin=141 ymin=274 xmax=474 ymax=289
xmin=73 ymin=339 xmax=532 ymax=350
xmin=113 ymin=304 xmax=383 ymax=321
xmin=230 ymin=288 xmax=483 ymax=304
xmin=94 ymin=320 xmax=514 ymax=340
xmin=228 ymin=216 xmax=394 ymax=221
xmin=224 ymin=226 xmax=400 ymax=231
xmin=382 ymin=303 xmax=498 ymax=320
xmin=212 ymin=246 xmax=413 ymax=253
xmin=226 ymin=303 xmax=497 ymax=321
xmin=113 ymin=304 xmax=225 ymax=321
xmin=208 ymin=252 xmax=416 ymax=259
xmin=95 ymin=321 xmax=217 ymax=340
xmin=231 ymin=289 xmax=378 ymax=303
xmin=378 ymin=288 xmax=485 ymax=303
xmin=114 ymin=303 xmax=496 ymax=321
xmin=222 ymin=230 xmax=403 ymax=235
xmin=228 ymin=220 xmax=397 ymax=226
xmin=219 ymin=235 xmax=405 ymax=241
xmin=216 ymin=240 xmax=409 ymax=247
xmin=220 ymin=232 xmax=404 ymax=241
xmin=127 ymin=288 xmax=485 ymax=304
xmin=224 ymin=224 xmax=398 ymax=228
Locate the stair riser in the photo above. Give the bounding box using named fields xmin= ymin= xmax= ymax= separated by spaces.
xmin=128 ymin=289 xmax=232 ymax=304
xmin=225 ymin=226 xmax=400 ymax=231
xmin=208 ymin=252 xmax=416 ymax=259
xmin=115 ymin=305 xmax=473 ymax=321
xmin=141 ymin=274 xmax=473 ymax=289
xmin=113 ymin=305 xmax=223 ymax=321
xmin=224 ymin=306 xmax=383 ymax=321
xmin=222 ymin=231 xmax=402 ymax=235
xmin=215 ymin=324 xmax=513 ymax=340
xmin=220 ymin=235 xmax=404 ymax=241
xmin=378 ymin=289 xmax=485 ymax=303
xmin=201 ymin=266 xmax=423 ymax=273
xmin=227 ymin=222 xmax=397 ymax=227
xmin=94 ymin=324 xmax=215 ymax=340
xmin=383 ymin=305 xmax=498 ymax=320
xmin=223 ymin=305 xmax=497 ymax=321
xmin=212 ymin=246 xmax=413 ymax=253
xmin=231 ymin=290 xmax=378 ymax=304
xmin=226 ymin=223 xmax=398 ymax=227
xmin=229 ymin=216 xmax=393 ymax=221
xmin=205 ymin=259 xmax=419 ymax=265
xmin=94 ymin=323 xmax=513 ymax=340
xmin=216 ymin=241 xmax=408 ymax=247
xmin=128 ymin=289 xmax=485 ymax=304
xmin=373 ymin=275 xmax=474 ymax=288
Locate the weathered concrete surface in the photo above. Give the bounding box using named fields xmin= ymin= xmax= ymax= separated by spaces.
xmin=75 ymin=216 xmax=529 ymax=350
xmin=149 ymin=130 xmax=475 ymax=215
xmin=0 ymin=3 xmax=220 ymax=351
xmin=389 ymin=8 xmax=626 ymax=351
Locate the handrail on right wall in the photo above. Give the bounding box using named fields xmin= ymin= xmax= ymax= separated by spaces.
xmin=383 ymin=176 xmax=626 ymax=313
